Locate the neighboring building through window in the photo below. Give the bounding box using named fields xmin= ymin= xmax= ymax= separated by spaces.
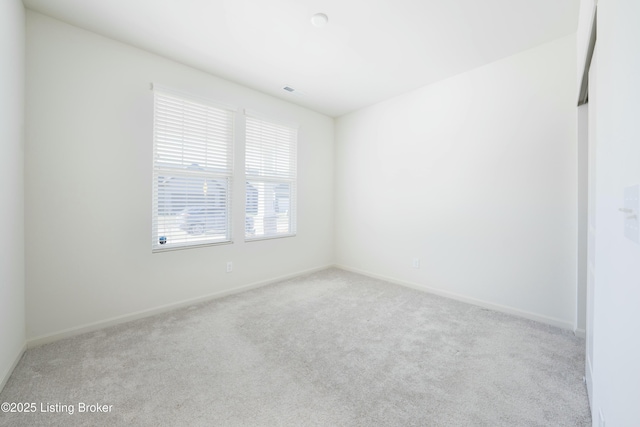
xmin=152 ymin=87 xmax=234 ymax=250
xmin=245 ymin=114 xmax=297 ymax=240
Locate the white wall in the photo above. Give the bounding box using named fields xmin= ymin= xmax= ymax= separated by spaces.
xmin=590 ymin=0 xmax=640 ymax=424
xmin=25 ymin=11 xmax=334 ymax=342
xmin=0 ymin=0 xmax=26 ymax=390
xmin=335 ymin=35 xmax=578 ymax=329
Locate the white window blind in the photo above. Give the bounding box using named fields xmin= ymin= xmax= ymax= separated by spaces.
xmin=245 ymin=115 xmax=297 ymax=240
xmin=152 ymin=88 xmax=234 ymax=250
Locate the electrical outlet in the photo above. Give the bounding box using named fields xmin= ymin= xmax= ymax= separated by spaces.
xmin=226 ymin=261 xmax=233 ymax=273
xmin=412 ymin=258 xmax=420 ymax=269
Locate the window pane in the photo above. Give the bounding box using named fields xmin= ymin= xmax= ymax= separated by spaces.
xmin=153 ymin=89 xmax=234 ymax=250
xmin=245 ymin=180 xmax=294 ymax=238
xmin=155 ymin=174 xmax=230 ymax=247
xmin=245 ymin=115 xmax=297 ymax=240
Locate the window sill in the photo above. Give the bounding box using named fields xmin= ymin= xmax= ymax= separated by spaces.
xmin=245 ymin=233 xmax=296 ymax=243
xmin=152 ymin=239 xmax=233 ymax=253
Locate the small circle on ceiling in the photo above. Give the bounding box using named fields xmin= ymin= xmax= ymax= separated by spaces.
xmin=311 ymin=13 xmax=329 ymax=28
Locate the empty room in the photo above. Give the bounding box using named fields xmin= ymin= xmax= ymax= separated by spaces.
xmin=1 ymin=0 xmax=638 ymax=425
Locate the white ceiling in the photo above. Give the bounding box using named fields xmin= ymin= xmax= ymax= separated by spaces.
xmin=23 ymin=0 xmax=579 ymax=117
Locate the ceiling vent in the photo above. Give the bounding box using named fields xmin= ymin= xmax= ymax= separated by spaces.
xmin=283 ymin=86 xmax=295 ymax=92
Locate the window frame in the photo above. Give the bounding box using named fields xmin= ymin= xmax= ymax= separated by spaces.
xmin=244 ymin=112 xmax=298 ymax=242
xmin=151 ymin=85 xmax=236 ymax=252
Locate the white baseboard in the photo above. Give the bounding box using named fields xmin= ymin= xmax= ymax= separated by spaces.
xmin=335 ymin=264 xmax=575 ymax=331
xmin=27 ymin=264 xmax=333 ymax=348
xmin=586 ymin=354 xmax=593 ymax=410
xmin=0 ymin=342 xmax=26 ymax=393
xmin=26 ymin=263 xmax=577 ymax=347
xmin=574 ymin=328 xmax=586 ymax=339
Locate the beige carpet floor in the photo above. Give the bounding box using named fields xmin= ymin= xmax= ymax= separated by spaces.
xmin=0 ymin=268 xmax=590 ymax=426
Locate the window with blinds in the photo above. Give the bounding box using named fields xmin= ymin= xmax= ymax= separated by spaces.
xmin=245 ymin=115 xmax=297 ymax=240
xmin=152 ymin=87 xmax=234 ymax=250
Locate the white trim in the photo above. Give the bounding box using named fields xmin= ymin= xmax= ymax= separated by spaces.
xmin=152 ymin=239 xmax=233 ymax=253
xmin=26 ymin=263 xmax=578 ymax=348
xmin=27 ymin=264 xmax=332 ymax=348
xmin=574 ymin=328 xmax=586 ymax=339
xmin=0 ymin=342 xmax=26 ymax=393
xmin=245 ymin=233 xmax=296 ymax=243
xmin=335 ymin=264 xmax=575 ymax=331
xmin=586 ymin=353 xmax=594 ymax=410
